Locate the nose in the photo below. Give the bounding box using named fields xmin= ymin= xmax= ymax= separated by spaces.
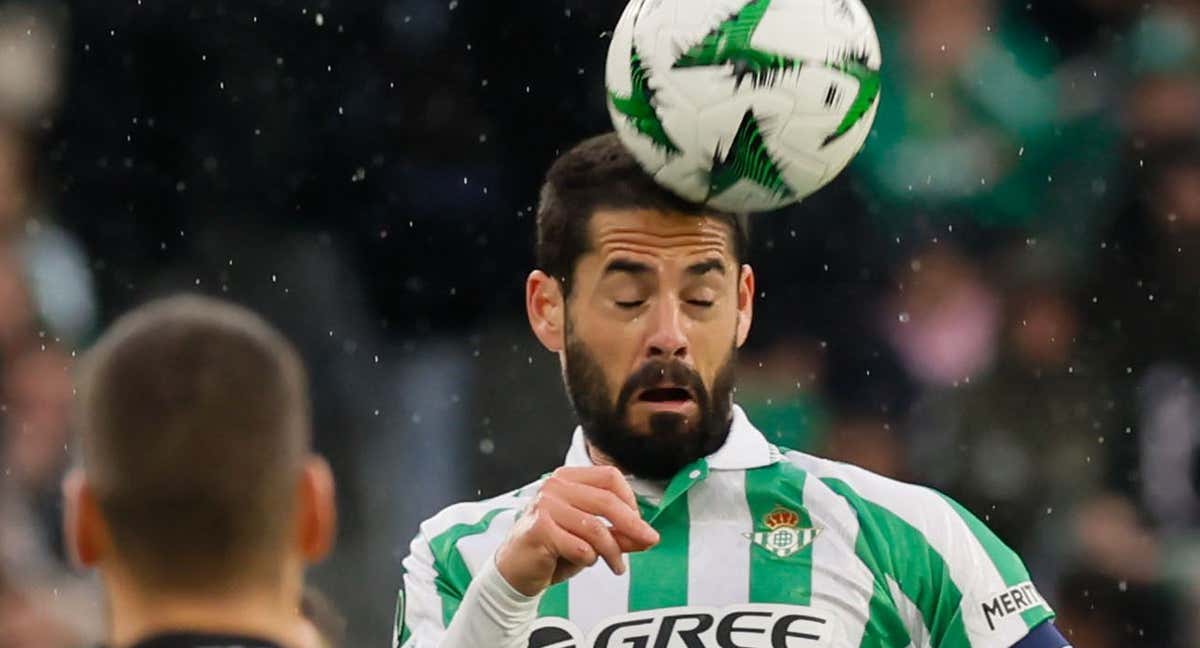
xmin=644 ymin=296 xmax=689 ymax=361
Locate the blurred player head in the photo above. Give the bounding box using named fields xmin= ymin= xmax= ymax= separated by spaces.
xmin=63 ymin=295 xmax=336 ymax=646
xmin=527 ymin=134 xmax=754 ymax=480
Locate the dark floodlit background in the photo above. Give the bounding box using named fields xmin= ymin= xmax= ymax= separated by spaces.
xmin=0 ymin=0 xmax=1198 ymax=645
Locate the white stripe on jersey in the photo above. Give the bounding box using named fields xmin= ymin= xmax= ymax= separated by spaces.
xmin=456 ymin=508 xmax=520 ymax=576
xmin=789 ymin=453 xmax=875 ymax=647
xmin=568 ymin=557 xmax=631 ymax=634
xmin=685 ymin=469 xmax=752 ymax=607
xmin=400 ymin=529 xmax=448 ymax=644
xmin=888 ymin=575 xmax=931 ymax=648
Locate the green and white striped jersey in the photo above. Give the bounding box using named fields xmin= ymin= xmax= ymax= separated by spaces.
xmin=397 ymin=406 xmax=1054 ymax=648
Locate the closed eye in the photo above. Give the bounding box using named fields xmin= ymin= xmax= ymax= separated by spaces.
xmin=616 ymin=300 xmax=645 ymax=309
xmin=687 ymin=300 xmax=714 ymax=308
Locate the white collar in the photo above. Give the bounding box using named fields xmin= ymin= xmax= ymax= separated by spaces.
xmin=562 ymin=404 xmax=780 ymax=472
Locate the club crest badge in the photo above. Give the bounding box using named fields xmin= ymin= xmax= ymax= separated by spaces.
xmin=746 ymin=506 xmax=821 ymax=558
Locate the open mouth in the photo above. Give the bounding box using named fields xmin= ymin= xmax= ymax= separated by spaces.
xmin=638 ymin=386 xmax=694 ymax=403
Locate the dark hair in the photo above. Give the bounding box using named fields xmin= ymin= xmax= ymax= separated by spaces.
xmin=536 ymin=133 xmax=748 ymax=294
xmin=77 ymin=295 xmax=310 ymax=592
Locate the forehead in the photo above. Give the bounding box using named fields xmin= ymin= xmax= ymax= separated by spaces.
xmin=587 ymin=208 xmax=734 ymax=261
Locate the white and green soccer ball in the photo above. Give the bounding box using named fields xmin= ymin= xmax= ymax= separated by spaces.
xmin=605 ymin=0 xmax=882 ymax=212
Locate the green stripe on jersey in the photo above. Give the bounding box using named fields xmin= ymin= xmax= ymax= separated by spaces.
xmin=628 ymin=495 xmax=690 ymax=610
xmin=538 ymin=582 xmax=569 ymax=619
xmin=744 ymin=462 xmax=815 ymax=604
xmin=941 ymin=495 xmax=1055 ymax=630
xmin=858 ymin=578 xmax=913 ymax=648
xmin=428 ymin=507 xmax=511 ymax=626
xmin=822 ymin=478 xmax=972 ymax=648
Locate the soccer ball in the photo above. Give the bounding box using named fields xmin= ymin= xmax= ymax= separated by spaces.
xmin=605 ymin=0 xmax=882 ymax=212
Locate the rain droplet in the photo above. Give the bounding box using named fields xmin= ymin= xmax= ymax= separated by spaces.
xmin=479 ymin=438 xmax=495 ymax=454
xmin=315 ymin=13 xmax=324 ymax=26
xmin=898 ymin=312 xmax=910 ymax=323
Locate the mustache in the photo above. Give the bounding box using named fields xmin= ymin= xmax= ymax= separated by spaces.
xmin=616 ymin=359 xmax=708 ymax=412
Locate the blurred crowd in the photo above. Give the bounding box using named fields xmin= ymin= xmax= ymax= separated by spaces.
xmin=0 ymin=0 xmax=1198 ymax=646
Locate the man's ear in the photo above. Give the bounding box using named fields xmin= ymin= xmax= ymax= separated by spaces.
xmin=62 ymin=468 xmax=109 ymax=569
xmin=736 ymin=264 xmax=754 ymax=348
xmin=527 ymin=270 xmax=566 ymax=353
xmin=297 ymin=455 xmax=337 ymax=564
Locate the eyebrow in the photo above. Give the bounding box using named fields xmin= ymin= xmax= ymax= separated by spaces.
xmin=602 ymin=259 xmax=653 ymax=277
xmin=686 ymin=259 xmax=726 ymax=277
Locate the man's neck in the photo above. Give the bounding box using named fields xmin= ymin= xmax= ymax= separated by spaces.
xmin=106 ymin=576 xmax=310 ymax=648
xmin=584 ymin=441 xmax=618 ymax=469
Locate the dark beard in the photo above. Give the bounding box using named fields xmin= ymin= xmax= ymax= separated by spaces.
xmin=563 ymin=332 xmax=736 ymax=481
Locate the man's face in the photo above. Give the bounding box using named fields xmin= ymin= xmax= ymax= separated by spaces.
xmin=557 ymin=209 xmax=752 ymax=479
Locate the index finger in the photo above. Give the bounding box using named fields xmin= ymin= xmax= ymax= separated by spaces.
xmin=550 ymin=466 xmax=639 ymax=512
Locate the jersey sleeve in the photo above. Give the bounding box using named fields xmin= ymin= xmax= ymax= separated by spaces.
xmin=937 ymin=495 xmax=1056 ymax=647
xmin=395 ymin=529 xmax=450 ymax=647
xmin=394 ymin=491 xmax=532 ymax=648
xmin=810 ymin=458 xmax=1054 ymax=648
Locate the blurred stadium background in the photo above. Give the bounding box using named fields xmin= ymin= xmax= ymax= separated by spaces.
xmin=0 ymin=0 xmax=1197 ymax=646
